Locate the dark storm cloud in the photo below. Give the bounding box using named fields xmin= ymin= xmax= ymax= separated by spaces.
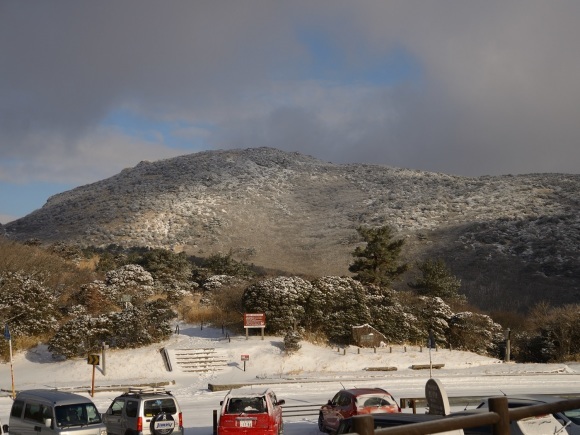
xmin=1 ymin=0 xmax=579 ymax=184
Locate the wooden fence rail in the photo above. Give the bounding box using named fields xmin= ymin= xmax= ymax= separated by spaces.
xmin=349 ymin=396 xmax=580 ymax=435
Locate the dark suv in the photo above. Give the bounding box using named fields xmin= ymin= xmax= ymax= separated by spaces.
xmin=102 ymin=387 xmax=183 ymax=435
xmin=318 ymin=388 xmax=400 ymax=434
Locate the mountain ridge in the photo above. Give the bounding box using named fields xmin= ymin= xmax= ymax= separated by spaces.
xmin=4 ymin=147 xmax=580 ymax=311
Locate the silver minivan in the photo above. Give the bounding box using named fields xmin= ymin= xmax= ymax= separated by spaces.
xmin=8 ymin=389 xmax=107 ymax=435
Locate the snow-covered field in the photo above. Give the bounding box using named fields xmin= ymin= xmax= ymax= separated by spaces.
xmin=1 ymin=323 xmax=579 ymax=435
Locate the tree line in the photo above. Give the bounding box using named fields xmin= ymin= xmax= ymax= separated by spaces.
xmin=0 ymin=227 xmax=578 ymax=363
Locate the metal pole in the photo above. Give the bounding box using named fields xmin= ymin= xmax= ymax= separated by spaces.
xmin=505 ymin=328 xmax=511 ymax=363
xmin=91 ymin=363 xmax=95 ymax=397
xmin=429 ymin=345 xmax=433 ymax=379
xmin=102 ymin=342 xmax=106 ymax=376
xmin=9 ymin=337 xmax=15 ymax=399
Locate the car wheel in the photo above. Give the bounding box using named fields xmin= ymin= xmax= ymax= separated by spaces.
xmin=318 ymin=413 xmax=326 ymax=433
xmin=150 ymin=413 xmax=175 ymax=435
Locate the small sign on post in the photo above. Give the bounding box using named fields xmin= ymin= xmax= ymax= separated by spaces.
xmin=88 ymin=354 xmax=100 ymax=397
xmin=241 ymin=354 xmax=249 ymax=371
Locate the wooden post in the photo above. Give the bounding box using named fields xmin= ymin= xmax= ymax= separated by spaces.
xmin=489 ymin=396 xmax=510 ymax=435
xmin=351 ymin=415 xmax=374 ymax=435
xmin=213 ymin=409 xmax=218 ymax=435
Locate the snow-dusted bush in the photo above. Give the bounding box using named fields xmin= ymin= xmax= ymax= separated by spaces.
xmin=366 ymin=286 xmax=418 ymax=343
xmin=408 ymin=296 xmax=453 ymax=345
xmin=106 ymin=264 xmax=154 ymax=297
xmin=47 ymin=315 xmax=110 ymax=359
xmin=447 ymin=312 xmax=504 ymax=356
xmin=0 ymin=271 xmax=59 ymax=336
xmin=308 ymin=277 xmax=371 ymax=343
xmin=283 ymin=329 xmax=302 ymax=354
xmin=242 ymin=277 xmax=312 ymax=333
xmin=48 ymin=302 xmax=175 ymax=359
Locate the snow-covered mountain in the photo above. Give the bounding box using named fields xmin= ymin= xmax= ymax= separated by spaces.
xmin=4 ymin=147 xmax=580 ymax=311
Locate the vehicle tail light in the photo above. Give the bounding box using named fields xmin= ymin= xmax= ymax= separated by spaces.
xmin=179 ymin=412 xmax=183 ymax=428
xmin=137 ymin=417 xmax=143 ymax=432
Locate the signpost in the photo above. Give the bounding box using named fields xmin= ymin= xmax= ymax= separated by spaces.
xmin=87 ymin=354 xmax=100 ymax=397
xmin=427 ymin=329 xmax=435 ymax=378
xmin=241 ymin=354 xmax=249 ymax=371
xmin=243 ymin=313 xmax=266 ymax=340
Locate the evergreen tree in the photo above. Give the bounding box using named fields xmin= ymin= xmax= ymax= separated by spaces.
xmin=349 ymin=226 xmax=408 ymax=287
xmin=283 ymin=329 xmax=302 ymax=354
xmin=408 ymin=258 xmax=461 ymax=300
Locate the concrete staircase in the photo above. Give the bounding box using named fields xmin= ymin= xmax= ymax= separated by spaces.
xmin=170 ymin=348 xmax=229 ymax=372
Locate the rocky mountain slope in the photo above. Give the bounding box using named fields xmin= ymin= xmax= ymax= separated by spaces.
xmin=4 ymin=147 xmax=579 ymax=311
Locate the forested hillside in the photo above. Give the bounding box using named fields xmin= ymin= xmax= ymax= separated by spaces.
xmin=4 ymin=147 xmax=580 ymax=312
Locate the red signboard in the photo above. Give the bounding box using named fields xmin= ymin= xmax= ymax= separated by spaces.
xmin=241 ymin=354 xmax=250 ymax=361
xmin=244 ymin=313 xmax=266 ymax=328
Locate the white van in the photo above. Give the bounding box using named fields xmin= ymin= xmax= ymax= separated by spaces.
xmin=8 ymin=390 xmax=107 ymax=435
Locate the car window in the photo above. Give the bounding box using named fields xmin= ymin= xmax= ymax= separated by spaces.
xmin=110 ymin=400 xmax=125 ymax=416
xmin=126 ymin=400 xmax=138 ymax=418
xmin=331 ymin=392 xmax=341 ymax=405
xmin=356 ymin=394 xmax=397 ymax=408
xmin=144 ymin=398 xmax=177 ymax=416
xmin=337 ymin=393 xmax=351 ymax=407
xmin=227 ymin=397 xmax=266 ymax=413
xmin=24 ymin=403 xmax=45 ymax=423
xmin=10 ymin=400 xmax=24 ymax=418
xmin=562 ymin=409 xmax=580 ymax=424
xmin=56 ymin=404 xmax=101 ymax=426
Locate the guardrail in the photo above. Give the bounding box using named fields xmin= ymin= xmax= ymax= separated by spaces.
xmin=348 ymin=396 xmax=580 ymax=435
xmin=281 ymin=403 xmax=324 ymax=417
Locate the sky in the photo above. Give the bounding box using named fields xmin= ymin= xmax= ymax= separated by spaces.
xmin=0 ymin=324 xmax=579 ymax=435
xmin=2 ymin=1 xmax=580 ymax=224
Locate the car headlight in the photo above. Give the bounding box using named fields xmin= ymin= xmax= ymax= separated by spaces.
xmin=100 ymin=429 xmax=108 ymax=435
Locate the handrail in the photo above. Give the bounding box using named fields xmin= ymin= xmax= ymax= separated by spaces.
xmin=348 ymin=396 xmax=580 ymax=435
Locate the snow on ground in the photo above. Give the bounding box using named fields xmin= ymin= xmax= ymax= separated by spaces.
xmin=1 ymin=323 xmax=579 ymax=435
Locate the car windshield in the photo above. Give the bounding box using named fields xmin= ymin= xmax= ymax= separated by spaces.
xmin=562 ymin=408 xmax=580 ymax=425
xmin=55 ymin=404 xmax=102 ymax=427
xmin=355 ymin=394 xmax=397 ymax=409
xmin=226 ymin=397 xmax=267 ymax=413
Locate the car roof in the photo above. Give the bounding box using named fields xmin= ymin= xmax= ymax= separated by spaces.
xmin=340 ymin=388 xmax=390 ymax=396
xmin=226 ymin=387 xmax=271 ymax=398
xmin=16 ymin=389 xmax=95 ymax=405
xmin=119 ymin=387 xmax=175 ymax=399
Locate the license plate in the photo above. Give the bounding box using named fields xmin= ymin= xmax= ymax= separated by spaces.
xmin=238 ymin=420 xmax=253 ymax=428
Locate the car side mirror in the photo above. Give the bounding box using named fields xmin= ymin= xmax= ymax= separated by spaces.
xmin=276 ymin=400 xmax=285 ymax=406
xmin=220 ymin=401 xmax=223 ymax=406
xmin=327 ymin=400 xmax=332 ymax=405
xmin=44 ymin=418 xmax=52 ymax=428
xmin=106 ymin=409 xmax=113 ymax=415
xmin=3 ymin=424 xmax=9 ymax=434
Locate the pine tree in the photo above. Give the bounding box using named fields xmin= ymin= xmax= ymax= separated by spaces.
xmin=408 ymin=258 xmax=461 ymax=300
xmin=349 ymin=226 xmax=408 ymax=287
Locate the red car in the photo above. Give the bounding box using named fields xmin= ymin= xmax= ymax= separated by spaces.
xmin=218 ymin=387 xmax=285 ymax=435
xmin=318 ymin=387 xmax=400 ymax=434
